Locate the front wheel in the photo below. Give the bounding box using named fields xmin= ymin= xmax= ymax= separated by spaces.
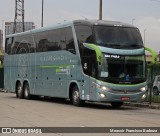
xmin=111 ymin=102 xmax=123 ymax=108
xmin=72 ymin=86 xmax=85 ymax=106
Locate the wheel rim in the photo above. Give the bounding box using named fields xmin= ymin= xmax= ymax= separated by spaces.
xmin=24 ymin=87 xmax=28 ymax=97
xmin=17 ymin=85 xmax=22 ymax=95
xmin=73 ymin=90 xmax=79 ymax=103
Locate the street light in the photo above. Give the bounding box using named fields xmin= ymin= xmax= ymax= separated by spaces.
xmin=41 ymin=0 xmax=44 ymax=27
xmin=99 ymin=0 xmax=102 ymax=20
xmin=144 ymin=29 xmax=147 ymax=46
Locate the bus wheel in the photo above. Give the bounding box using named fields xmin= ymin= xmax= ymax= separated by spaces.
xmin=23 ymin=83 xmax=30 ymax=100
xmin=72 ymin=86 xmax=84 ymax=106
xmin=111 ymin=102 xmax=123 ymax=108
xmin=16 ymin=82 xmax=23 ymax=99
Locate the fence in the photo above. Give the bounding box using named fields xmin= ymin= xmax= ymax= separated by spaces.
xmin=0 ymin=64 xmax=4 ymax=89
xmin=146 ymin=63 xmax=160 ymax=103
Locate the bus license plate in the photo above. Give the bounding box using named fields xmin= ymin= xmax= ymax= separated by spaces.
xmin=121 ymin=97 xmax=130 ymax=101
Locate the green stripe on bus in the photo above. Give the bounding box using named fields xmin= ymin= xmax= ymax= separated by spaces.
xmin=56 ymin=68 xmax=61 ymax=73
xmin=40 ymin=64 xmax=74 ymax=68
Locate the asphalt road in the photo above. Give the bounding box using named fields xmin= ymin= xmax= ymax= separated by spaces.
xmin=0 ymin=91 xmax=160 ymax=136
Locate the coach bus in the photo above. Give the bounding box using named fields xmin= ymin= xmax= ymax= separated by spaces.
xmin=4 ymin=20 xmax=148 ymax=107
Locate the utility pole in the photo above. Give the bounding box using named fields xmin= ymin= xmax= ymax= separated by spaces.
xmin=99 ymin=0 xmax=102 ymax=20
xmin=132 ymin=19 xmax=135 ymax=25
xmin=14 ymin=0 xmax=25 ymax=33
xmin=42 ymin=0 xmax=44 ymax=27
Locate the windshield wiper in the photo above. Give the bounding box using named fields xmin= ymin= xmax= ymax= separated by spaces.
xmin=99 ymin=43 xmax=121 ymax=47
xmin=129 ymin=44 xmax=142 ymax=47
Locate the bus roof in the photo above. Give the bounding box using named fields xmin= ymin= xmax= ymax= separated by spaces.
xmin=73 ymin=19 xmax=135 ymax=28
xmin=6 ymin=19 xmax=135 ymax=38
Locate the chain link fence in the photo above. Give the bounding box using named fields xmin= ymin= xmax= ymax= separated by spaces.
xmin=146 ymin=63 xmax=160 ymax=103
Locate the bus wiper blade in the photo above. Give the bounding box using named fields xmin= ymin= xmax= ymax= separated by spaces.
xmin=107 ymin=43 xmax=121 ymax=46
xmin=130 ymin=44 xmax=141 ymax=47
xmin=103 ymin=43 xmax=121 ymax=47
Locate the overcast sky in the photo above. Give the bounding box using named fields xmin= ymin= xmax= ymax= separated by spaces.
xmin=0 ymin=0 xmax=160 ymax=52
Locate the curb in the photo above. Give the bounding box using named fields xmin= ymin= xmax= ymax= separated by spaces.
xmin=124 ymin=102 xmax=160 ymax=110
xmin=149 ymin=104 xmax=160 ymax=109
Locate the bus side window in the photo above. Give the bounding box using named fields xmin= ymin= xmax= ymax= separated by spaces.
xmin=5 ymin=37 xmax=13 ymax=55
xmin=66 ymin=27 xmax=76 ymax=54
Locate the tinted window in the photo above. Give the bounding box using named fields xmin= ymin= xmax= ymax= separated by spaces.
xmin=5 ymin=37 xmax=14 ymax=54
xmin=94 ymin=26 xmax=143 ymax=49
xmin=74 ymin=25 xmax=94 ymax=57
xmin=36 ymin=29 xmax=63 ymax=52
xmin=74 ymin=25 xmax=93 ymax=44
xmin=74 ymin=25 xmax=97 ymax=76
xmin=7 ymin=27 xmax=76 ymax=55
xmin=36 ymin=27 xmax=76 ymax=54
xmin=66 ymin=27 xmax=76 ymax=54
xmin=13 ymin=35 xmax=35 ymax=54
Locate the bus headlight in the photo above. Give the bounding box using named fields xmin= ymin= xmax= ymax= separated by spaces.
xmin=100 ymin=86 xmax=108 ymax=91
xmin=98 ymin=92 xmax=106 ymax=98
xmin=100 ymin=86 xmax=110 ymax=91
xmin=94 ymin=83 xmax=110 ymax=91
xmin=140 ymin=86 xmax=148 ymax=92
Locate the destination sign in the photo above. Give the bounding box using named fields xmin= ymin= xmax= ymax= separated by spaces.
xmin=104 ymin=54 xmax=121 ymax=59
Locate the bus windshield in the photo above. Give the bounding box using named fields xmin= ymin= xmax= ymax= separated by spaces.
xmin=94 ymin=26 xmax=143 ymax=49
xmin=99 ymin=54 xmax=146 ymax=84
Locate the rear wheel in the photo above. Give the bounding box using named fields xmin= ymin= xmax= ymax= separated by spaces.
xmin=16 ymin=82 xmax=23 ymax=99
xmin=23 ymin=83 xmax=31 ymax=99
xmin=72 ymin=85 xmax=85 ymax=106
xmin=111 ymin=102 xmax=123 ymax=108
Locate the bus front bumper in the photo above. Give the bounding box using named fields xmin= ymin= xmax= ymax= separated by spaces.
xmin=96 ymin=89 xmax=147 ymax=102
xmin=98 ymin=92 xmax=146 ymax=102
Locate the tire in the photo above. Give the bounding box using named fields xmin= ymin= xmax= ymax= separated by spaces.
xmin=111 ymin=102 xmax=123 ymax=108
xmin=72 ymin=85 xmax=85 ymax=106
xmin=23 ymin=83 xmax=31 ymax=99
xmin=153 ymin=87 xmax=159 ymax=95
xmin=16 ymin=82 xmax=23 ymax=99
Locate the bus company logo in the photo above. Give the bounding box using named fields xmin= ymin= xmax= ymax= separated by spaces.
xmin=2 ymin=128 xmax=11 ymax=133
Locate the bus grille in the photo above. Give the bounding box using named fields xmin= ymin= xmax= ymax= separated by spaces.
xmin=108 ymin=89 xmax=141 ymax=94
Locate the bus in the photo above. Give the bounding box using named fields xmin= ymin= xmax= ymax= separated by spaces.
xmin=4 ymin=20 xmax=148 ymax=108
xmin=0 ymin=50 xmax=4 ymax=89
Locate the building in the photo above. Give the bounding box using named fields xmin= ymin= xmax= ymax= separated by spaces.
xmin=5 ymin=22 xmax=35 ymax=35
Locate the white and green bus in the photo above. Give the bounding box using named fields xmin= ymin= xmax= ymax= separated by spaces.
xmin=4 ymin=20 xmax=148 ymax=107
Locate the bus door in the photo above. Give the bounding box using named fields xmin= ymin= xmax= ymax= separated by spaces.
xmin=80 ymin=49 xmax=97 ymax=101
xmin=80 ymin=57 xmax=92 ymax=100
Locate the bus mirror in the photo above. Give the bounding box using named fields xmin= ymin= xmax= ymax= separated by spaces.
xmin=145 ymin=47 xmax=157 ymax=64
xmin=83 ymin=43 xmax=103 ymax=63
